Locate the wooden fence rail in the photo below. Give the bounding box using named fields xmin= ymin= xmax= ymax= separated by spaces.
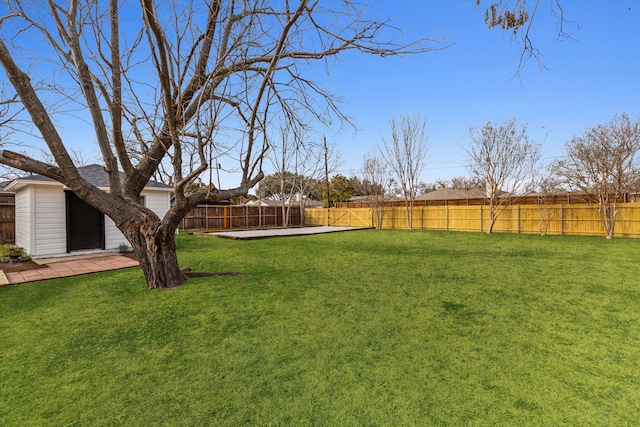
xmin=305 ymin=203 xmax=640 ymax=238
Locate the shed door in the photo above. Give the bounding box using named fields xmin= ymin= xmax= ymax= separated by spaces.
xmin=65 ymin=190 xmax=105 ymax=252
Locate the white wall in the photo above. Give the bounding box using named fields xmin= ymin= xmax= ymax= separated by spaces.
xmin=143 ymin=190 xmax=171 ymax=218
xmin=14 ymin=187 xmax=33 ymax=254
xmin=104 ymin=217 xmax=127 ymax=251
xmin=33 ymin=185 xmax=67 ymax=257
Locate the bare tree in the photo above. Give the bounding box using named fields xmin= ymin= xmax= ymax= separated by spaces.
xmin=553 ymin=113 xmax=640 ymax=239
xmin=0 ymin=0 xmax=438 ymax=289
xmin=265 ymin=125 xmax=339 ymax=225
xmin=360 ymin=152 xmax=390 ymax=229
xmin=464 ymin=118 xmax=541 ymax=234
xmin=295 ymin=139 xmax=339 ymax=223
xmin=380 ymin=115 xmax=429 ymax=230
xmin=268 ymin=126 xmax=299 ymax=227
xmin=532 ymin=171 xmax=561 ymax=236
xmin=438 ymin=175 xmax=485 ymax=190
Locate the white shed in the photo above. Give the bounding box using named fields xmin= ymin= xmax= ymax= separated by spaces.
xmin=4 ymin=164 xmax=173 ymax=259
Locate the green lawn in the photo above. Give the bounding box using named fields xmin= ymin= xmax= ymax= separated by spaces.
xmin=1 ymin=230 xmax=639 ymax=425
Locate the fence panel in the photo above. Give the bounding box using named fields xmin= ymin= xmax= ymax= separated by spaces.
xmin=0 ymin=203 xmax=15 ymax=244
xmin=180 ymin=205 xmax=303 ymax=230
xmin=305 ymin=203 xmax=640 ymax=238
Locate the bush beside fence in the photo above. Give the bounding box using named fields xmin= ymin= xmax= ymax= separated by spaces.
xmin=305 ymin=203 xmax=640 ymax=238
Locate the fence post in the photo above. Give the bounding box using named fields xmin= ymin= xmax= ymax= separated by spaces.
xmin=205 ymin=204 xmax=209 ymax=230
xmin=517 ymin=205 xmax=520 ymax=234
xmin=446 ymin=206 xmax=449 ymax=231
xmin=479 ymin=206 xmax=483 ymax=232
xmin=560 ymin=204 xmax=564 ymax=236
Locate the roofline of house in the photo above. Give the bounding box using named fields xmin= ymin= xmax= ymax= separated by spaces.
xmin=5 ymin=178 xmax=173 ymax=193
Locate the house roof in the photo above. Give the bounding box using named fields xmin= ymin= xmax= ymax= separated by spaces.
xmin=244 ymin=198 xmax=323 ymax=207
xmin=415 ymin=188 xmax=488 ymax=200
xmin=349 ymin=195 xmax=403 ymax=203
xmin=6 ymin=164 xmax=173 ymax=191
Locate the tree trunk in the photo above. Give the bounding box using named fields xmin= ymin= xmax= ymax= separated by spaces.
xmin=604 ymin=210 xmax=616 ymax=240
xmin=487 ymin=201 xmax=496 ymax=234
xmin=123 ymin=223 xmax=187 ymax=289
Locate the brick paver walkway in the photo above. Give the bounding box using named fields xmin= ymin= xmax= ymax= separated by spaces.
xmin=0 ymin=255 xmax=140 ymax=285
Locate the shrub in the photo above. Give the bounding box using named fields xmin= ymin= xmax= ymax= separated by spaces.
xmin=0 ymin=245 xmax=31 ymax=261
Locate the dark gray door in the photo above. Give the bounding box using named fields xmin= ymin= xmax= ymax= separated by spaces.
xmin=65 ymin=190 xmax=105 ymax=252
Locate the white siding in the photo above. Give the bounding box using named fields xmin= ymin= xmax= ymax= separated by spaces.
xmin=33 ymin=186 xmax=67 ymax=257
xmin=143 ymin=190 xmax=170 ymax=218
xmin=104 ymin=217 xmax=127 ymax=250
xmin=14 ymin=187 xmax=33 ymax=254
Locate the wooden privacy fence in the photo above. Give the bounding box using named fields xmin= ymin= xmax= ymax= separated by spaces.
xmin=305 ymin=203 xmax=640 ymax=238
xmin=335 ymin=193 xmax=631 ymax=208
xmin=180 ymin=205 xmax=302 ymax=230
xmin=0 ymin=199 xmax=15 ymax=245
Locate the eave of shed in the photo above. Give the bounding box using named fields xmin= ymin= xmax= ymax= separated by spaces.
xmin=4 ymin=164 xmax=173 ymax=193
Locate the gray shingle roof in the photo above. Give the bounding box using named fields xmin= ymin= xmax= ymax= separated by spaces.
xmin=18 ymin=164 xmax=172 ymax=189
xmin=415 ymin=188 xmax=487 ymax=200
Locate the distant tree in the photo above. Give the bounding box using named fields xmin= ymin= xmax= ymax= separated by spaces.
xmin=324 ymin=174 xmax=352 ymax=206
xmin=416 ymin=181 xmax=437 ymax=195
xmin=348 ymin=176 xmax=365 ymax=197
xmin=432 ymin=176 xmax=485 ymax=190
xmin=464 ymin=118 xmax=541 ymax=234
xmin=449 ymin=176 xmax=485 ymax=190
xmin=256 ymin=172 xmax=300 ymax=200
xmin=380 ymin=115 xmax=430 ymax=230
xmin=360 ymin=153 xmax=391 ymax=229
xmin=552 ymin=113 xmax=640 ymax=239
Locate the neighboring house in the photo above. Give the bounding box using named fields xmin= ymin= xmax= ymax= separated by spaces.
xmin=348 ymin=195 xmax=403 ymax=203
xmin=244 ymin=199 xmax=272 ymax=207
xmin=415 ymin=188 xmax=488 ymax=201
xmin=244 ymin=196 xmax=322 ymax=208
xmin=4 ymin=164 xmax=173 ymax=259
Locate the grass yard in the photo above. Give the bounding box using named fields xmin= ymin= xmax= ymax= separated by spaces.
xmin=1 ymin=230 xmax=640 ymax=425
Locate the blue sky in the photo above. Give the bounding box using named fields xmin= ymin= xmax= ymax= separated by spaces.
xmin=313 ymin=1 xmax=640 ymax=185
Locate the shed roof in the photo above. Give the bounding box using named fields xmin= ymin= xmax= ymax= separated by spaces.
xmin=6 ymin=164 xmax=172 ymax=191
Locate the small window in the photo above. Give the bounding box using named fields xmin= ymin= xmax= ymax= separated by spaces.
xmin=138 ymin=195 xmax=146 ymax=207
